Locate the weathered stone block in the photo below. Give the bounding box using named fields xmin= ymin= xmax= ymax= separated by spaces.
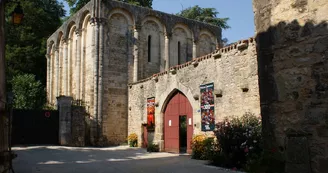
xmin=286 ymin=136 xmax=310 ymax=164
xmin=319 ymin=158 xmax=328 ymax=173
xmin=314 ymin=36 xmax=328 ymax=53
xmin=316 ymin=125 xmax=328 ymax=137
xmin=305 ymin=108 xmax=327 ymax=125
xmin=192 ymin=61 xmax=199 ymax=67
xmin=214 ymin=89 xmax=223 ymax=97
xmin=285 ymin=163 xmax=311 ymax=173
xmin=212 ymin=52 xmax=222 ymax=59
xmin=237 ymin=42 xmax=248 ymax=50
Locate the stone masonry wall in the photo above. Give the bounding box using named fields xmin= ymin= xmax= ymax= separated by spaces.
xmin=71 ymin=106 xmax=87 ymax=147
xmin=101 ymin=13 xmax=132 ymax=145
xmin=253 ymin=0 xmax=328 ymax=172
xmin=47 ymin=0 xmax=222 ymax=145
xmin=169 ymin=27 xmax=192 ymax=66
xmin=140 ymin=20 xmax=163 ymax=79
xmin=128 ymin=38 xmax=260 ymax=147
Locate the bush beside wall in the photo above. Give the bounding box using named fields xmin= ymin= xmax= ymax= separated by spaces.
xmin=191 ymin=112 xmax=263 ymax=172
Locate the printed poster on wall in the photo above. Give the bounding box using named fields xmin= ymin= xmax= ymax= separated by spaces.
xmin=147 ymin=97 xmax=155 ymax=131
xmin=200 ymin=83 xmax=215 ymax=131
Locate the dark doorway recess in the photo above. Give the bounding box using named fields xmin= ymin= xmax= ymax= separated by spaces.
xmin=11 ymin=109 xmax=59 ymax=145
xmin=179 ymin=115 xmax=187 ymax=153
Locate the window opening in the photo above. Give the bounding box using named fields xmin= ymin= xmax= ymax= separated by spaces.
xmin=148 ymin=35 xmax=152 ymax=62
xmin=178 ymin=41 xmax=181 ymax=64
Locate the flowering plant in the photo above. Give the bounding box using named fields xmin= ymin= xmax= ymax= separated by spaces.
xmin=191 ymin=134 xmax=218 ymax=160
xmin=191 ymin=134 xmax=207 ymax=159
xmin=127 ymin=133 xmax=138 ymax=147
xmin=212 ymin=112 xmax=262 ymax=169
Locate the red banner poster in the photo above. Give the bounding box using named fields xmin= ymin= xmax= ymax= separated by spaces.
xmin=147 ymin=97 xmax=155 ymax=130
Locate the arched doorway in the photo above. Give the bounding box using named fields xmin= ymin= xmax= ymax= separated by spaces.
xmin=164 ymin=91 xmax=193 ymax=153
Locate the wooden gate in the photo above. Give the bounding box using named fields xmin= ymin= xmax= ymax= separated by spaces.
xmin=164 ymin=92 xmax=193 ymax=153
xmin=142 ymin=124 xmax=148 ymax=148
xmin=11 ymin=109 xmax=59 ymax=145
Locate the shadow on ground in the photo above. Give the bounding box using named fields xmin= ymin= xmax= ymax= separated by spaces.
xmin=12 ymin=146 xmax=241 ymax=173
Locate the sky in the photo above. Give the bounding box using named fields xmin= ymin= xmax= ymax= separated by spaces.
xmin=60 ymin=0 xmax=255 ymax=44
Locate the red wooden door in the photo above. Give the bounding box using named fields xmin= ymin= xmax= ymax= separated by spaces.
xmin=164 ymin=92 xmax=193 ymax=153
xmin=142 ymin=125 xmax=148 ymax=148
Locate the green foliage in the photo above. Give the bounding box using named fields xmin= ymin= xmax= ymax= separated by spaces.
xmin=66 ymin=0 xmax=152 ymax=15
xmin=117 ymin=0 xmax=152 ymax=8
xmin=11 ymin=74 xmax=46 ymax=110
xmin=147 ymin=143 xmax=159 ymax=152
xmin=5 ymin=0 xmax=65 ymax=89
xmin=65 ymin=0 xmax=90 ymax=15
xmin=221 ymin=38 xmax=229 ymax=46
xmin=177 ymin=5 xmax=230 ymax=29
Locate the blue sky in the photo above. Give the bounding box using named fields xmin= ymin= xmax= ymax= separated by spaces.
xmin=60 ymin=0 xmax=255 ymax=44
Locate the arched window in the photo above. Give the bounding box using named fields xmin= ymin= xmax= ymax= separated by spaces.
xmin=148 ymin=35 xmax=152 ymax=62
xmin=178 ymin=41 xmax=181 ymax=64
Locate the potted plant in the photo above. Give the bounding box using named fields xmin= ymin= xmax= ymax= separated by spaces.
xmin=127 ymin=133 xmax=138 ymax=147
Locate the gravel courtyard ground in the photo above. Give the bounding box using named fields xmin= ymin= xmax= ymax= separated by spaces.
xmin=12 ymin=145 xmax=242 ymax=173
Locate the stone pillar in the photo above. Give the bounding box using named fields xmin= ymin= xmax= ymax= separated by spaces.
xmin=63 ymin=40 xmax=68 ymax=96
xmin=49 ymin=52 xmax=53 ymax=103
xmin=164 ymin=33 xmax=171 ymax=70
xmin=98 ymin=19 xmax=105 ymax=138
xmin=46 ymin=54 xmax=51 ymax=102
xmin=55 ymin=47 xmax=59 ymax=98
xmin=75 ymin=30 xmax=82 ymax=100
xmin=253 ymin=0 xmax=328 ymax=173
xmin=67 ymin=39 xmax=71 ymax=96
xmin=192 ymin=40 xmax=197 ymax=60
xmin=91 ymin=17 xmax=99 ymax=145
xmin=133 ymin=25 xmax=140 ymax=82
xmin=57 ymin=96 xmax=73 ymax=145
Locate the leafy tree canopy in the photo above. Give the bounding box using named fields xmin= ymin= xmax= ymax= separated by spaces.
xmin=11 ymin=74 xmax=46 ymax=110
xmin=66 ymin=0 xmax=153 ymax=15
xmin=5 ymin=0 xmax=66 ymax=89
xmin=118 ymin=0 xmax=152 ymax=8
xmin=177 ymin=5 xmax=230 ymax=29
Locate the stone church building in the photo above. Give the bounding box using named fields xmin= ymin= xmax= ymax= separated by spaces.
xmin=46 ymin=0 xmax=260 ymax=151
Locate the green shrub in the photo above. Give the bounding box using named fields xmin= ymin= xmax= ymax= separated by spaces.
xmin=147 ymin=143 xmax=159 ymax=152
xmin=202 ymin=137 xmax=217 ymax=160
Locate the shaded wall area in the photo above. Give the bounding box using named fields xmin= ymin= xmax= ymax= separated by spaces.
xmin=253 ymin=0 xmax=328 ymax=172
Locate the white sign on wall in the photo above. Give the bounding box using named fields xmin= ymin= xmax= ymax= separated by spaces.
xmin=189 ymin=118 xmax=192 ymax=125
xmin=169 ymin=120 xmax=172 ymax=126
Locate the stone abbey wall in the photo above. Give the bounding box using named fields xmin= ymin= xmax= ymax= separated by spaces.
xmin=44 ymin=0 xmax=328 ymax=172
xmin=253 ymin=0 xmax=328 ymax=172
xmin=128 ymin=38 xmax=260 ymax=147
xmin=46 ymin=0 xmax=221 ymax=145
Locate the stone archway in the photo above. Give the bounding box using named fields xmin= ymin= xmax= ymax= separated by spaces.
xmin=162 ymin=91 xmax=193 ymax=154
